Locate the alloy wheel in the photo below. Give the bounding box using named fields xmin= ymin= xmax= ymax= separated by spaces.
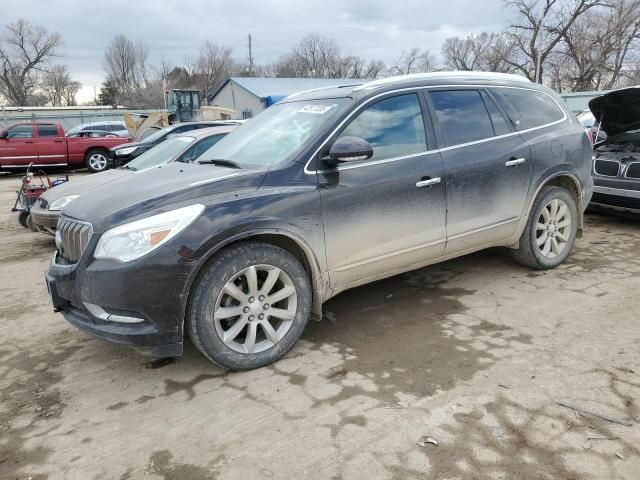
xmin=89 ymin=153 xmax=107 ymax=171
xmin=213 ymin=264 xmax=297 ymax=354
xmin=535 ymin=198 xmax=572 ymax=259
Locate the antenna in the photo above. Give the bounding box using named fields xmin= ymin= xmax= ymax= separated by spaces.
xmin=248 ymin=34 xmax=254 ymax=77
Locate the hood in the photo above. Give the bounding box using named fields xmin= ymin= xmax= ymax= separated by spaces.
xmin=62 ymin=162 xmax=261 ymax=231
xmin=40 ymin=169 xmax=130 ymax=204
xmin=589 ymin=87 xmax=640 ymax=136
xmin=111 ymin=140 xmax=151 ymax=152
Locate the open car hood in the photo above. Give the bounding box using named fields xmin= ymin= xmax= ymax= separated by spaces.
xmin=589 ymin=86 xmax=640 ymax=137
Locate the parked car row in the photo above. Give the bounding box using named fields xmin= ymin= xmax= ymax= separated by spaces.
xmin=31 ymin=125 xmax=236 ymax=233
xmin=42 ymin=72 xmax=597 ymax=371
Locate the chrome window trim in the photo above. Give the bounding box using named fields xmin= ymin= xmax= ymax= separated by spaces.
xmin=304 ymin=84 xmax=568 ymax=175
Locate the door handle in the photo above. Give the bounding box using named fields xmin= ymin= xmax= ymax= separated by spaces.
xmin=25 ymin=140 xmax=34 ymax=144
xmin=53 ymin=140 xmax=63 ymax=143
xmin=416 ymin=177 xmax=441 ymax=188
xmin=505 ymin=157 xmax=526 ymax=167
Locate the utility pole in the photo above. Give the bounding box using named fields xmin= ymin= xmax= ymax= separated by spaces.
xmin=247 ymin=34 xmax=254 ymax=77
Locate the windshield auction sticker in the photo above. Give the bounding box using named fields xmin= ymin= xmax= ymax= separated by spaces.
xmin=298 ymin=104 xmax=335 ymax=114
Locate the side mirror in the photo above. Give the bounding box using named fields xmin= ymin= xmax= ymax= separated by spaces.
xmin=325 ymin=136 xmax=373 ymax=165
xmin=0 ymin=130 xmax=7 ymax=139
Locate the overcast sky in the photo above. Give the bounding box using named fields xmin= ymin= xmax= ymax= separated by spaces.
xmin=4 ymin=0 xmax=511 ymax=102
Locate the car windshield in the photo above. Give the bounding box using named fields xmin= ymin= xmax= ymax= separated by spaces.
xmin=199 ymin=99 xmax=349 ymax=169
xmin=141 ymin=127 xmax=175 ymax=144
xmin=125 ymin=136 xmax=195 ymax=171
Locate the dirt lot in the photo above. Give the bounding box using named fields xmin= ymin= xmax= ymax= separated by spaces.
xmin=1 ymin=173 xmax=640 ymax=480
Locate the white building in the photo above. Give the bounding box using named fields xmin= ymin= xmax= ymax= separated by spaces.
xmin=208 ymin=77 xmax=363 ymax=119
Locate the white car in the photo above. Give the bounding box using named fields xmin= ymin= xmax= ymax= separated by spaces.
xmin=66 ymin=120 xmax=129 ymax=137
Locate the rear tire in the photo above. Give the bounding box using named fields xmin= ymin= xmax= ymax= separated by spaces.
xmin=512 ymin=186 xmax=578 ymax=269
xmin=188 ymin=242 xmax=312 ymax=370
xmin=18 ymin=211 xmax=29 ymax=229
xmin=85 ymin=149 xmax=109 ymax=173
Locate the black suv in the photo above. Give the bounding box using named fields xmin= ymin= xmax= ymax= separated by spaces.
xmin=46 ymin=72 xmax=593 ymax=370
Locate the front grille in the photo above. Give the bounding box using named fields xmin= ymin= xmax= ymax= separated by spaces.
xmin=56 ymin=217 xmax=93 ymax=263
xmin=594 ymin=159 xmax=620 ymax=177
xmin=102 ymin=306 xmax=145 ymax=320
xmin=591 ymin=192 xmax=640 ymax=210
xmin=626 ymin=162 xmax=640 ymax=179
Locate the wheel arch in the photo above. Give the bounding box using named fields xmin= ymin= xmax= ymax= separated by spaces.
xmin=510 ymin=171 xmax=585 ymax=249
xmin=182 ymin=228 xmax=326 ymax=335
xmin=536 ymin=172 xmax=584 ymax=231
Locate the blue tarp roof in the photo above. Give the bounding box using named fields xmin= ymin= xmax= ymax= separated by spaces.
xmin=209 ymin=77 xmax=364 ymax=104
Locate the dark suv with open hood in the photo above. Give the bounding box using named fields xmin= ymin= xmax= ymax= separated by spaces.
xmin=588 ymin=87 xmax=640 ymax=214
xmin=45 ymin=72 xmax=593 ymax=370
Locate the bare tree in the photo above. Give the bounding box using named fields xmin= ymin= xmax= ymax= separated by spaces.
xmin=0 ymin=19 xmax=60 ymax=106
xmin=275 ymin=33 xmax=341 ymax=77
xmin=339 ymin=56 xmax=386 ymax=78
xmin=103 ymin=34 xmax=150 ymax=96
xmin=196 ymin=40 xmax=232 ymax=99
xmin=547 ymin=0 xmax=640 ymax=90
xmin=505 ymin=0 xmax=604 ymax=83
xmin=442 ymin=32 xmax=519 ymax=73
xmin=389 ymin=47 xmax=436 ymax=75
xmin=42 ymin=64 xmax=73 ymax=105
xmin=62 ymin=79 xmax=81 ymax=106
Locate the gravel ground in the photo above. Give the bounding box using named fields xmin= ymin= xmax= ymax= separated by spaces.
xmin=1 ymin=172 xmax=639 ymax=480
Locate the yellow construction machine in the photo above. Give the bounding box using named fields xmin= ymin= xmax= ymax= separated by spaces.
xmin=124 ymin=89 xmax=236 ymax=141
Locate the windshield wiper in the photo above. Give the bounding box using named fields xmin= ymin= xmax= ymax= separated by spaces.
xmin=197 ymin=158 xmax=241 ymax=169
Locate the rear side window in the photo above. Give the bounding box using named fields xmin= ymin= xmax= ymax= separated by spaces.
xmin=181 ymin=134 xmax=225 ymax=162
xmin=38 ymin=124 xmax=59 ymax=137
xmin=493 ymin=88 xmax=564 ymax=129
xmin=430 ymin=90 xmax=494 ymax=146
xmin=481 ymin=91 xmax=513 ymax=136
xmin=338 ymin=93 xmax=427 ymax=161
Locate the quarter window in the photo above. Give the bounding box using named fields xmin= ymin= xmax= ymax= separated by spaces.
xmin=7 ymin=124 xmax=33 ymax=138
xmin=338 ymin=94 xmax=427 ymax=161
xmin=493 ymin=88 xmax=564 ymax=129
xmin=430 ymin=90 xmax=494 ymax=146
xmin=37 ymin=124 xmax=59 ymax=137
xmin=481 ymin=91 xmax=513 ymax=136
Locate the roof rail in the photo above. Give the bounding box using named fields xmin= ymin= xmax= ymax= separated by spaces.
xmin=354 ymin=71 xmax=531 ymax=91
xmin=286 ymin=83 xmax=365 ymax=99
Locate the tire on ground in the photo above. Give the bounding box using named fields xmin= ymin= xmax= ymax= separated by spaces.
xmin=187 ymin=241 xmax=312 ymax=370
xmin=512 ymin=185 xmax=578 ymax=269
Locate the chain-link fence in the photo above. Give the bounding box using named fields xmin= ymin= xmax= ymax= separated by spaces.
xmin=0 ymin=107 xmax=166 ymax=132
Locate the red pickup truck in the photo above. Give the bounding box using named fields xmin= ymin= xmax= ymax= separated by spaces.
xmin=0 ymin=122 xmax=131 ymax=173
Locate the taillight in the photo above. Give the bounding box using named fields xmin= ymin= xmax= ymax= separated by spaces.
xmin=585 ymin=128 xmax=594 ymax=144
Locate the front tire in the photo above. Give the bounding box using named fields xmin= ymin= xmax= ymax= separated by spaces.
xmin=188 ymin=242 xmax=312 ymax=370
xmin=512 ymin=186 xmax=578 ymax=269
xmin=85 ymin=149 xmax=109 ymax=173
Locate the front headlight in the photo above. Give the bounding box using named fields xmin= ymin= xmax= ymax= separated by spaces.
xmin=116 ymin=146 xmax=138 ymax=156
xmin=94 ymin=204 xmax=205 ymax=262
xmin=49 ymin=195 xmax=80 ymax=211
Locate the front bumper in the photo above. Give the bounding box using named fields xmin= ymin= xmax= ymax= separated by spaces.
xmin=45 ymin=248 xmax=192 ymax=358
xmin=31 ymin=204 xmax=60 ymax=233
xmin=589 ymin=179 xmax=640 ymax=214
